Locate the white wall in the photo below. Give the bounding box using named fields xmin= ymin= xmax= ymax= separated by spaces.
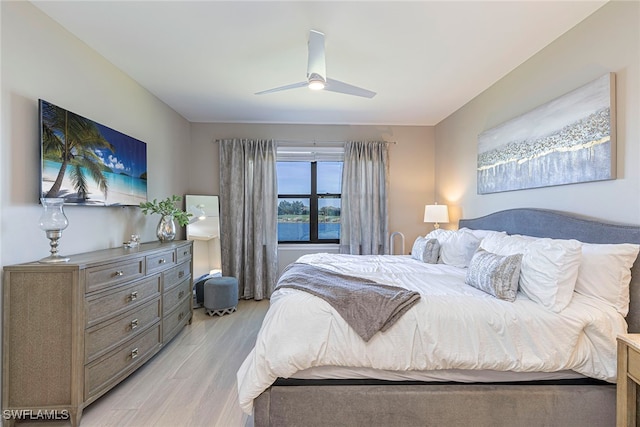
xmin=189 ymin=122 xmax=435 ymax=270
xmin=1 ymin=1 xmax=192 ymax=267
xmin=434 ymin=1 xmax=640 ymax=226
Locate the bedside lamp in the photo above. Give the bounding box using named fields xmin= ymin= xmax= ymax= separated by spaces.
xmin=424 ymin=203 xmax=449 ymax=230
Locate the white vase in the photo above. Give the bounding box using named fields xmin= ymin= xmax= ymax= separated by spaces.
xmin=156 ymin=215 xmax=176 ymax=242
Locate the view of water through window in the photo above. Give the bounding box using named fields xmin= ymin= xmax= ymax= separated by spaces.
xmin=277 ymin=161 xmax=342 ymax=242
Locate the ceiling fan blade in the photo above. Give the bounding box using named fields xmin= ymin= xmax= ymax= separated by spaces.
xmin=307 ymin=30 xmax=326 ymax=81
xmin=254 ymin=81 xmax=308 ymax=95
xmin=325 ymin=78 xmax=376 ymax=99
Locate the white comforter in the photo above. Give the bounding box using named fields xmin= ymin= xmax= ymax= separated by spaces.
xmin=237 ymin=253 xmax=627 ymax=413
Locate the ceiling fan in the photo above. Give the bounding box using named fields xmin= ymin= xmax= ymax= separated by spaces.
xmin=255 ymin=30 xmax=376 ymax=99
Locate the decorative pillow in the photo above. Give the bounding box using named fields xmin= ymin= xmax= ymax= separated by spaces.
xmin=411 ymin=236 xmax=440 ymax=264
xmin=425 ymin=229 xmax=452 ymax=263
xmin=437 ymin=229 xmax=481 ymax=268
xmin=411 ymin=237 xmax=426 ymax=261
xmin=466 ymin=248 xmax=523 ymax=302
xmin=574 ymin=243 xmax=640 ymax=316
xmin=480 ymin=234 xmax=582 ymax=312
xmin=423 ymin=238 xmax=440 ymax=263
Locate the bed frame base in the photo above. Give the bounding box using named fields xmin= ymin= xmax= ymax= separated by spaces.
xmin=255 ymin=383 xmax=615 ymax=427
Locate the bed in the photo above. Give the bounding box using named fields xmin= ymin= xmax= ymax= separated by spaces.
xmin=238 ymin=208 xmax=640 ymax=427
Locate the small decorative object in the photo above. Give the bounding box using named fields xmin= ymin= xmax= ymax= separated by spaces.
xmin=424 ymin=203 xmax=449 ymax=230
xmin=38 ymin=197 xmax=70 ymax=263
xmin=157 ymin=215 xmax=177 ymax=242
xmin=139 ymin=195 xmax=192 ymax=242
xmin=123 ymin=234 xmax=140 ymax=249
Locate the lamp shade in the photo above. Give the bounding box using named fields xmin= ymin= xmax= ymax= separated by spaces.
xmin=424 ymin=204 xmax=449 ymax=224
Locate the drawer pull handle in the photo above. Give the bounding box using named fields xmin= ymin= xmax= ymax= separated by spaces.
xmin=178 ymin=312 xmax=184 ymax=321
xmin=178 ymin=271 xmax=185 ymax=278
xmin=178 ymin=290 xmax=185 ymax=299
xmin=130 ymin=319 xmax=139 ymax=330
xmin=130 ymin=348 xmax=139 ymax=359
xmin=183 ymin=250 xmax=188 ymax=256
xmin=129 ymin=291 xmax=138 ymax=301
xmin=158 ymin=258 xmax=166 ymax=264
xmin=114 ymin=270 xmax=124 ymax=277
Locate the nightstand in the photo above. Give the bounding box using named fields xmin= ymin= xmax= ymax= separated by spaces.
xmin=617 ymin=334 xmax=640 ymax=426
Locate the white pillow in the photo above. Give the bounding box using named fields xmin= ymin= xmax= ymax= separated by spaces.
xmin=425 ymin=228 xmax=451 ymax=241
xmin=462 ymin=228 xmax=507 ymax=241
xmin=433 ymin=229 xmax=481 ymax=268
xmin=574 ymin=243 xmax=639 ymax=316
xmin=481 ymin=234 xmax=582 ymax=312
xmin=425 ymin=229 xmax=453 ymax=263
xmin=480 ymin=233 xmax=537 ymax=253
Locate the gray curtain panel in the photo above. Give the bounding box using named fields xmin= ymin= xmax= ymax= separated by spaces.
xmin=340 ymin=141 xmax=389 ymax=255
xmin=218 ymin=139 xmax=278 ymax=300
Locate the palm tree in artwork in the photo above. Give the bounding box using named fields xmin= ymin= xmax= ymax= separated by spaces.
xmin=41 ymin=102 xmax=115 ymax=201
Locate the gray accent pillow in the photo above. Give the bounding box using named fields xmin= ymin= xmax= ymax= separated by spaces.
xmin=465 ymin=248 xmax=523 ymax=302
xmin=411 ymin=237 xmax=440 ymax=264
xmin=423 ymin=238 xmax=440 ymax=264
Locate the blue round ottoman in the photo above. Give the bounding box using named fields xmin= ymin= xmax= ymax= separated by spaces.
xmin=203 ymin=276 xmax=238 ymax=316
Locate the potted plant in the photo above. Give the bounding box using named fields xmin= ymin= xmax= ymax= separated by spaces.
xmin=140 ymin=195 xmax=192 ymax=241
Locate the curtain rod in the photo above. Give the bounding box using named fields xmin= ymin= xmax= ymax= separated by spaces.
xmin=214 ymin=139 xmax=396 ymax=145
xmin=276 ymin=139 xmax=396 ymax=145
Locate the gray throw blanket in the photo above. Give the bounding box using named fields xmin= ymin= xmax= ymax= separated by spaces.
xmin=276 ymin=263 xmax=421 ymax=342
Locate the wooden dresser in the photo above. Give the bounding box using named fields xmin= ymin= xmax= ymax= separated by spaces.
xmin=617 ymin=334 xmax=640 ymax=427
xmin=2 ymin=240 xmax=193 ymax=426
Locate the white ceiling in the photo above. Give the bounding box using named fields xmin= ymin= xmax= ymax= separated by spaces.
xmin=31 ymin=1 xmax=607 ymax=126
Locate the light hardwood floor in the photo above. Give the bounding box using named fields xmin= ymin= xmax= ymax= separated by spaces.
xmin=18 ymin=300 xmax=269 ymax=427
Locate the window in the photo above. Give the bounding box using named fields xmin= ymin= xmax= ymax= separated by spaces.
xmin=277 ymin=161 xmax=342 ymax=243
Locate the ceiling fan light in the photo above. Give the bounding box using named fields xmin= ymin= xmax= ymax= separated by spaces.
xmin=308 ymin=80 xmax=325 ymax=91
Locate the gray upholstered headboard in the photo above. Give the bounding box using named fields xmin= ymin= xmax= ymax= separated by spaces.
xmin=459 ymin=208 xmax=640 ymax=332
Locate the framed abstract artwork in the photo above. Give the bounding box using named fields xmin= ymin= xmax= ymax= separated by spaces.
xmin=477 ymin=73 xmax=616 ymax=194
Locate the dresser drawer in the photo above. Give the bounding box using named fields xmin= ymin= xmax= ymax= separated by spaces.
xmin=163 ymin=277 xmax=191 ymax=316
xmin=163 ymin=298 xmax=191 ymax=343
xmin=85 ymin=323 xmax=161 ymax=401
xmin=163 ymin=260 xmax=191 ymax=292
xmin=86 ymin=274 xmax=161 ymax=327
xmin=85 ymin=299 xmax=161 ymax=363
xmin=146 ymin=249 xmax=176 ymax=274
xmin=176 ymin=243 xmax=192 ymax=263
xmin=86 ymin=258 xmax=144 ymax=293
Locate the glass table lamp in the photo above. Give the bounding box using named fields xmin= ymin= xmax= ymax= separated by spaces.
xmin=39 ymin=198 xmax=70 ymax=263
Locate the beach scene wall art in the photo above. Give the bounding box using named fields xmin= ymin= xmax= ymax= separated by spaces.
xmin=477 ymin=73 xmax=615 ymax=194
xmin=40 ymin=99 xmax=148 ymax=206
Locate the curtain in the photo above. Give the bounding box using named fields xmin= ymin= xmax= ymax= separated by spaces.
xmin=340 ymin=141 xmax=389 ymax=255
xmin=219 ymin=139 xmax=278 ymax=300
